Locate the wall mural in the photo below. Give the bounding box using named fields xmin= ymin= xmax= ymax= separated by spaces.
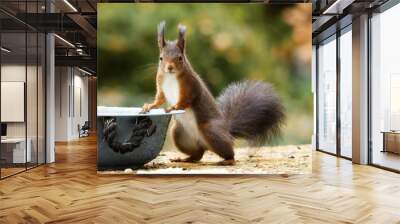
xmin=97 ymin=3 xmax=312 ymax=174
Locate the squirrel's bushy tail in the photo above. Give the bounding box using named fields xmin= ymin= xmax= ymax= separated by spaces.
xmin=217 ymin=81 xmax=285 ymax=145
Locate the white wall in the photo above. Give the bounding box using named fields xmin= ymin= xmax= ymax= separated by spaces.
xmin=72 ymin=72 xmax=89 ymax=138
xmin=0 ymin=65 xmax=38 ymax=138
xmin=55 ymin=66 xmax=69 ymax=141
xmin=1 ymin=82 xmax=25 ymax=122
xmin=1 ymin=65 xmax=26 ymax=140
xmin=1 ymin=63 xmax=46 ymax=164
xmin=55 ymin=67 xmax=89 ymax=141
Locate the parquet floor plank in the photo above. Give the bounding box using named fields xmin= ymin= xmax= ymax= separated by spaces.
xmin=0 ymin=136 xmax=399 ymax=223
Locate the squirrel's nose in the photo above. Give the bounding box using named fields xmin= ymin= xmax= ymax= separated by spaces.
xmin=167 ymin=65 xmax=173 ymax=71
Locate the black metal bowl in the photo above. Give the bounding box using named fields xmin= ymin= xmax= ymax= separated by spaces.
xmin=97 ymin=107 xmax=184 ymax=171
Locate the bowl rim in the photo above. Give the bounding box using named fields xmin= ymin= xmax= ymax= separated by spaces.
xmin=97 ymin=106 xmax=185 ymax=117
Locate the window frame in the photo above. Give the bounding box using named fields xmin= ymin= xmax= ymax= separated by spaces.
xmin=315 ymin=22 xmax=353 ymax=160
xmin=0 ymin=1 xmax=47 ymax=180
xmin=367 ymin=1 xmax=400 ymax=173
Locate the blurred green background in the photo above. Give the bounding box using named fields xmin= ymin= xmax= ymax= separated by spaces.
xmin=98 ymin=3 xmax=312 ymax=145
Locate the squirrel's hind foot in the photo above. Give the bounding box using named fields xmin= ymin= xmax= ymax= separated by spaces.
xmin=170 ymin=157 xmax=200 ymax=163
xmin=217 ymin=159 xmax=235 ymax=166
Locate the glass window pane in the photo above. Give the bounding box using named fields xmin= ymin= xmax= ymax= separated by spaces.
xmin=27 ymin=31 xmax=38 ymax=169
xmin=371 ymin=4 xmax=400 ymax=171
xmin=340 ymin=29 xmax=352 ymax=158
xmin=318 ymin=36 xmax=337 ymax=154
xmin=1 ymin=31 xmax=27 ymax=177
xmin=0 ymin=1 xmax=46 ymax=179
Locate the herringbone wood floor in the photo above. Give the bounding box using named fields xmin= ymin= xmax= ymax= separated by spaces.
xmin=1 ymin=136 xmax=400 ymax=224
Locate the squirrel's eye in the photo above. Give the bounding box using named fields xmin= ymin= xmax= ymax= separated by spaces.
xmin=178 ymin=56 xmax=183 ymax=61
xmin=159 ymin=57 xmax=163 ymax=61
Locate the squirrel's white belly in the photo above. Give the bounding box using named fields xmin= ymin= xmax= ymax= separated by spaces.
xmin=162 ymin=74 xmax=206 ymax=147
xmin=162 ymin=73 xmax=180 ymax=105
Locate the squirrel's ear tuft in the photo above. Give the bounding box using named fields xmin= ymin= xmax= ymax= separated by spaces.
xmin=177 ymin=24 xmax=186 ymax=52
xmin=158 ymin=21 xmax=166 ymax=49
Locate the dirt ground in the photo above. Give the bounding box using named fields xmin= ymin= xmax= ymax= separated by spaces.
xmin=99 ymin=145 xmax=312 ymax=175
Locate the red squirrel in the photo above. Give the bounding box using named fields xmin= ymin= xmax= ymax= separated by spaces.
xmin=141 ymin=21 xmax=285 ymax=165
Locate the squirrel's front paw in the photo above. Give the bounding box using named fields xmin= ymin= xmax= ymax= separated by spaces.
xmin=140 ymin=103 xmax=153 ymax=114
xmin=164 ymin=106 xmax=175 ymax=113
